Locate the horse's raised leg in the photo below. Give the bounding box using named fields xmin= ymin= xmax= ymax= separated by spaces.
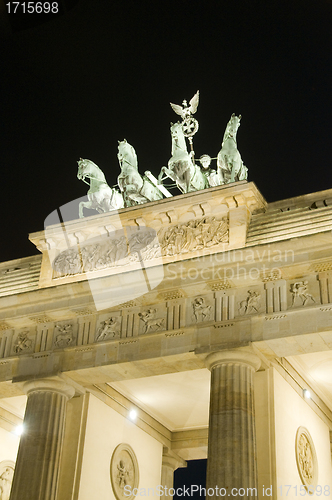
xmin=79 ymin=201 xmax=94 ymax=218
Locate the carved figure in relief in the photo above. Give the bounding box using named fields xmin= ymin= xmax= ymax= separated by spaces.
xmin=77 ymin=158 xmax=124 ymax=218
xmin=13 ymin=332 xmax=32 ymax=353
xmin=239 ymin=290 xmax=261 ymax=315
xmin=217 ymin=114 xmax=248 ymax=184
xmin=55 ymin=324 xmax=73 ymax=347
xmin=193 ymin=297 xmax=212 ymax=322
xmin=117 ymin=140 xmax=163 ymax=207
xmin=159 ymin=217 xmax=228 ymax=256
xmin=96 ymin=317 xmax=120 ymax=341
xmin=158 ymin=122 xmax=208 ymax=193
xmin=129 ymin=231 xmax=160 ymax=262
xmin=290 ymin=281 xmax=315 ymax=307
xmin=0 ymin=467 xmax=14 ymax=500
xmin=116 ymin=460 xmax=130 ymax=489
xmin=113 ymin=237 xmax=128 ymax=265
xmin=138 ymin=309 xmax=165 ymax=333
xmin=53 ymin=249 xmax=82 ymax=276
xmin=298 ymin=433 xmax=314 ymax=482
xmin=52 ymin=226 xmax=161 ymax=277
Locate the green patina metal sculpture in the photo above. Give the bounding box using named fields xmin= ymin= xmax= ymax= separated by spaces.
xmin=77 ymin=93 xmax=248 ymax=217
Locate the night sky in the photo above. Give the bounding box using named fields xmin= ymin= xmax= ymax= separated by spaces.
xmin=1 ymin=0 xmax=332 ymax=263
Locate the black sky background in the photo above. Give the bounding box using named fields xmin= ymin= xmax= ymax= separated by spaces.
xmin=0 ymin=0 xmax=331 ymax=490
xmin=1 ymin=0 xmax=332 ymax=264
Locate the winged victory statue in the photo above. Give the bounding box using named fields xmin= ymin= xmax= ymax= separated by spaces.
xmin=170 ymin=90 xmax=200 ymax=137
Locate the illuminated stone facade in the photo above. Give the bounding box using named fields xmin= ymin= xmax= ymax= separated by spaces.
xmin=1 ymin=181 xmax=332 ymax=499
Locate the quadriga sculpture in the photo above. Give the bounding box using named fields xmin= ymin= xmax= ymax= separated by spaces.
xmin=117 ymin=139 xmax=163 ymax=207
xmin=77 ymin=158 xmax=124 ymax=218
xmin=217 ymin=114 xmax=248 ymax=184
xmin=158 ymin=122 xmax=208 ymax=193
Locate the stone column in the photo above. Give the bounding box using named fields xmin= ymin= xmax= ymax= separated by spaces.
xmin=160 ymin=448 xmax=186 ymax=500
xmin=10 ymin=378 xmax=75 ymax=500
xmin=205 ymin=349 xmax=261 ymax=499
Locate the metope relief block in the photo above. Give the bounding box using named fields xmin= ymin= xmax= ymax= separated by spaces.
xmin=138 ymin=308 xmax=166 ymax=334
xmin=53 ymin=323 xmax=77 ymax=349
xmin=238 ymin=289 xmax=262 ymax=316
xmin=191 ymin=297 xmax=213 ymax=323
xmin=12 ymin=329 xmax=35 ymax=355
xmin=290 ymin=281 xmax=316 ymax=308
xmin=95 ymin=316 xmax=121 ymax=342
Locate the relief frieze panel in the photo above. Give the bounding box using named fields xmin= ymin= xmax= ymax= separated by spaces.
xmin=51 ymin=216 xmax=228 ymax=279
xmin=52 ymin=227 xmax=160 ymax=278
xmin=0 ymin=273 xmax=330 ymax=362
xmin=159 ymin=216 xmax=228 ymax=257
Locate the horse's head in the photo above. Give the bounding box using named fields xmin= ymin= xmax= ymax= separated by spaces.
xmin=170 ymin=122 xmax=182 ymax=139
xmin=77 ymin=158 xmax=89 ymax=180
xmin=77 ymin=158 xmax=99 ymax=181
xmin=226 ymin=114 xmax=241 ymax=139
xmin=170 ymin=122 xmax=187 ymax=151
xmin=117 ymin=139 xmax=138 ymax=169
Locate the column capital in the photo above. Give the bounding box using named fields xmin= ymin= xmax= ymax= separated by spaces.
xmin=205 ymin=348 xmax=261 ymax=372
xmin=23 ymin=378 xmax=75 ymax=400
xmin=162 ymin=447 xmax=186 ymax=471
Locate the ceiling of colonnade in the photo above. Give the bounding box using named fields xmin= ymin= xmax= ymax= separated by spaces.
xmin=109 ymin=369 xmax=211 ymax=432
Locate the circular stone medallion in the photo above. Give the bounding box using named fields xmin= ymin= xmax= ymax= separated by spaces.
xmin=110 ymin=443 xmax=139 ymax=500
xmin=295 ymin=427 xmax=318 ymax=492
xmin=0 ymin=461 xmax=15 ymax=500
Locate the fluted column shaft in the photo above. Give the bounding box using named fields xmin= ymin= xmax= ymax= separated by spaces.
xmin=10 ymin=379 xmax=75 ymax=500
xmin=206 ymin=350 xmax=261 ymax=500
